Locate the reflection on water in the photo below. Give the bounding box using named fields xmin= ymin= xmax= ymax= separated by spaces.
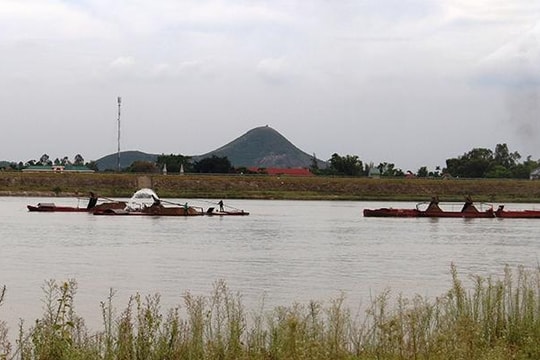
xmin=1 ymin=197 xmax=539 ymax=332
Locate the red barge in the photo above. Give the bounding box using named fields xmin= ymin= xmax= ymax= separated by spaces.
xmin=364 ymin=196 xmax=495 ymax=218
xmin=494 ymin=205 xmax=540 ymax=219
xmin=364 ymin=196 xmax=540 ymax=219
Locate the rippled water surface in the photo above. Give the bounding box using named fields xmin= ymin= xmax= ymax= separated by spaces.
xmin=1 ymin=196 xmax=539 ymax=331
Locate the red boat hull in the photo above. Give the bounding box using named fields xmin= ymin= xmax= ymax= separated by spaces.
xmin=27 ymin=202 xmax=126 ymax=213
xmin=93 ymin=206 xmax=204 ymax=216
xmin=205 ymin=207 xmax=250 ymax=216
xmin=363 ymin=208 xmax=421 ymax=217
xmin=206 ymin=211 xmax=250 ymax=216
xmin=421 ymin=210 xmax=494 ymax=218
xmin=364 ymin=203 xmax=495 ymax=218
xmin=93 ymin=206 xmax=249 ymax=216
xmin=27 ymin=204 xmax=88 ymax=212
xmin=495 ymin=210 xmax=540 ymax=218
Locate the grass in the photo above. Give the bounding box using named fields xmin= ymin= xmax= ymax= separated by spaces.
xmin=4 ymin=172 xmax=540 ymax=201
xmin=1 ymin=265 xmax=539 ymax=359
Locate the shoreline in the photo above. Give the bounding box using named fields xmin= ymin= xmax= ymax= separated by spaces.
xmin=2 ymin=172 xmax=540 ymax=202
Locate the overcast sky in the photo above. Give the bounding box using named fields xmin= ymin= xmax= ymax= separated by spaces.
xmin=1 ymin=0 xmax=540 ymax=171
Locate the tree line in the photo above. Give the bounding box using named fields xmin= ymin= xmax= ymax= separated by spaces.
xmin=315 ymin=143 xmax=538 ymax=179
xmin=2 ymin=154 xmax=99 ymax=171
xmin=128 ymin=155 xmax=244 ymax=174
xmin=129 ymin=143 xmax=540 ymax=179
xmin=2 ymin=143 xmax=539 ymax=179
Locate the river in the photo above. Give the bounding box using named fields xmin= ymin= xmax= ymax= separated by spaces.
xmin=1 ymin=196 xmax=539 ymax=334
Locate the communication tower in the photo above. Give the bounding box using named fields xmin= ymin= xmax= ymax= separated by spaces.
xmin=117 ymin=96 xmax=121 ymax=172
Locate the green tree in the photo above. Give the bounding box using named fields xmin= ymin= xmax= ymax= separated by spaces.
xmin=377 ymin=162 xmax=404 ymax=177
xmin=446 ymin=144 xmax=527 ymax=178
xmin=126 ymin=161 xmax=159 ymax=173
xmin=328 ymin=153 xmax=363 ymax=176
xmin=85 ymin=161 xmax=99 ymax=172
xmin=310 ymin=153 xmax=320 ymax=174
xmin=493 ymin=143 xmax=520 ymax=168
xmin=430 ymin=166 xmax=442 ymax=177
xmin=156 ymin=154 xmax=192 ymax=173
xmin=193 ymin=155 xmax=232 ymax=173
xmin=446 ymin=148 xmax=493 ymax=178
xmin=38 ymin=154 xmax=51 ymax=166
xmin=512 ymin=156 xmax=539 ymax=179
xmin=74 ymin=154 xmax=84 ymax=166
xmin=417 ymin=166 xmax=428 ymax=177
xmin=485 ymin=164 xmax=513 ymax=178
xmin=234 ymin=166 xmax=258 ymax=174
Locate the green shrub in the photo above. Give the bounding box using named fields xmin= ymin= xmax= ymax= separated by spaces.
xmin=1 ymin=265 xmax=539 ymax=359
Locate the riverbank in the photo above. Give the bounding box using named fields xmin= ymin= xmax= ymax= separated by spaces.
xmin=2 ymin=172 xmax=540 ymax=202
xmin=1 ymin=266 xmax=539 ymax=359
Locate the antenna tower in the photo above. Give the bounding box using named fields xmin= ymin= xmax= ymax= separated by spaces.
xmin=117 ymin=96 xmax=121 ymax=172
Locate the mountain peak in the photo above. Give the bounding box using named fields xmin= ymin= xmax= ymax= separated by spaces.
xmin=197 ymin=125 xmax=320 ymax=168
xmin=96 ymin=126 xmax=324 ymax=170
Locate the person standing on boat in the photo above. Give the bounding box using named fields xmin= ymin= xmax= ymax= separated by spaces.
xmin=426 ymin=196 xmax=441 ymax=212
xmin=461 ymin=195 xmax=475 ymax=212
xmin=151 ymin=195 xmax=162 ymax=207
xmin=87 ymin=192 xmax=98 ymax=209
xmin=218 ymin=200 xmax=224 ymax=212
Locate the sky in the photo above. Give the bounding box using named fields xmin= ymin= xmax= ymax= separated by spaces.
xmin=1 ymin=0 xmax=540 ymax=172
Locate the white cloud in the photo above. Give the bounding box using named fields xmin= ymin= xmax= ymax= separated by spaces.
xmin=0 ymin=0 xmax=116 ymax=41
xmin=109 ymin=56 xmax=136 ymax=69
xmin=256 ymin=57 xmax=292 ymax=82
xmin=2 ymin=1 xmax=540 ymax=169
xmin=477 ymin=22 xmax=540 ymax=86
xmin=148 ymin=60 xmax=207 ymax=78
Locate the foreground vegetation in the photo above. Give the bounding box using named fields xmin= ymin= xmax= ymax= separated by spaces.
xmin=0 ymin=265 xmax=539 ymax=359
xmin=3 ymin=172 xmax=540 ymax=202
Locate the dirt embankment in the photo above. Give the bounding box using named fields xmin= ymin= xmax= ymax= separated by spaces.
xmin=2 ymin=172 xmax=540 ymax=202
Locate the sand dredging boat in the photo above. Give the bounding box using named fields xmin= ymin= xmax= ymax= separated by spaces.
xmin=28 ymin=189 xmax=249 ymax=217
xmin=363 ymin=196 xmax=540 ymax=219
xmin=92 ymin=189 xmax=249 ymax=216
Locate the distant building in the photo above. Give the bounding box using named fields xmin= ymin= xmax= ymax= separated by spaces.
xmin=368 ymin=167 xmax=381 ymax=178
xmin=530 ymin=167 xmax=540 ymax=180
xmin=22 ymin=165 xmax=94 ymax=173
xmin=405 ymin=170 xmax=416 ymax=179
xmin=248 ymin=167 xmax=314 ymax=176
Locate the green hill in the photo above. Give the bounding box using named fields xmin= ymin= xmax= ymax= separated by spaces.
xmin=96 ymin=126 xmax=325 ymax=171
xmin=96 ymin=151 xmax=158 ymax=171
xmin=193 ymin=126 xmax=325 ymax=168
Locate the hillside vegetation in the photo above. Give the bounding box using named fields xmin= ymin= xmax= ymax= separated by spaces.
xmin=96 ymin=126 xmax=324 ymax=171
xmin=194 ymin=125 xmax=324 ymax=168
xmin=2 ymin=172 xmax=540 ymax=202
xmin=95 ymin=150 xmax=159 ymax=171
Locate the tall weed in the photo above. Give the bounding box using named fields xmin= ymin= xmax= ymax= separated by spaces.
xmin=4 ymin=266 xmax=540 ymax=359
